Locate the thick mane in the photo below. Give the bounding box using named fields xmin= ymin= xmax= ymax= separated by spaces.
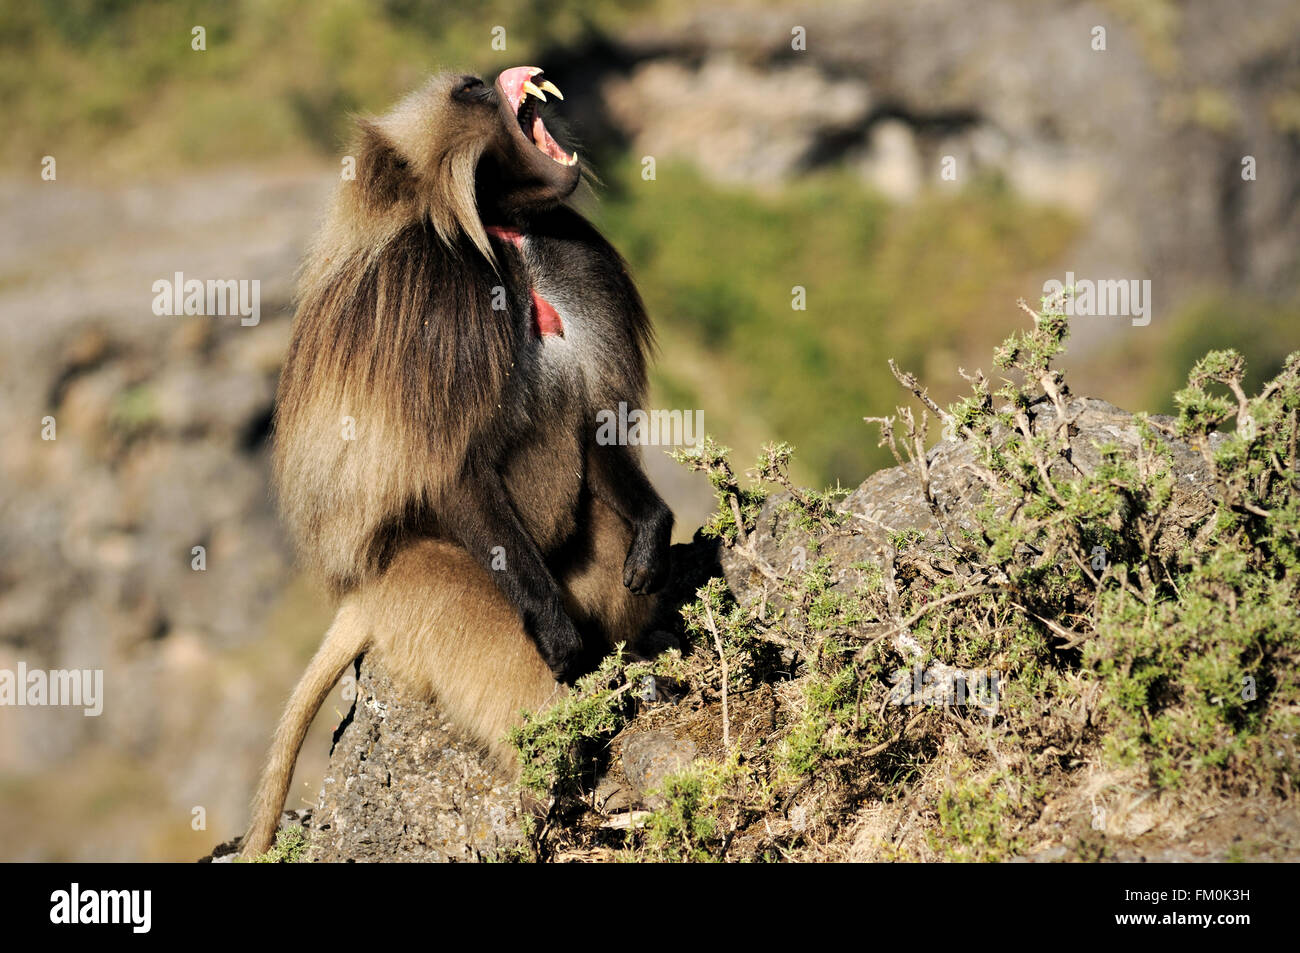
xmin=274 ymin=219 xmax=519 ymax=592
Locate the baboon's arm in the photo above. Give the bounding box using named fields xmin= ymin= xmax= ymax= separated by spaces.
xmin=439 ymin=461 xmax=584 ymax=679
xmin=587 ymin=440 xmax=673 ymax=594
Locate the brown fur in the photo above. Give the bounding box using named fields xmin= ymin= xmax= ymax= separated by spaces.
xmin=243 ymin=543 xmax=571 ymax=858
xmin=242 ymin=72 xmax=669 ymax=857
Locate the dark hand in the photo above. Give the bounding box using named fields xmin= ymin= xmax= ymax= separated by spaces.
xmin=531 ymin=603 xmax=584 ymax=681
xmin=622 ymin=512 xmax=672 ymax=594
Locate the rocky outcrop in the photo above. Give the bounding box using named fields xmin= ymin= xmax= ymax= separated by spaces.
xmin=304 ymin=662 xmax=529 ymax=863
xmin=229 ymin=395 xmax=1226 ymax=861
xmin=717 ymin=397 xmax=1219 ymax=608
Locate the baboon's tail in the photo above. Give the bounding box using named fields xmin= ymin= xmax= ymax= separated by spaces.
xmin=241 ymin=600 xmax=368 ymax=859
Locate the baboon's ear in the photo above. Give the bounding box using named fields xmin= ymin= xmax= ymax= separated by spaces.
xmin=355 ymin=119 xmax=415 ymax=210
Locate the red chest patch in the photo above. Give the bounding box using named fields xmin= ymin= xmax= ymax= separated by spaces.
xmin=485 ymin=226 xmax=564 ymax=338
xmin=530 ymin=289 xmax=564 ymax=337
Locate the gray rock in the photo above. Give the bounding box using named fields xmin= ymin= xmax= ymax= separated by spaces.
xmin=305 ymin=659 xmax=531 ymax=863
xmin=621 ymin=730 xmax=699 ymax=805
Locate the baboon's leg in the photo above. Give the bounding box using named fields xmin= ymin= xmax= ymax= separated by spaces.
xmin=361 ymin=538 xmax=566 ymax=772
xmin=555 ymin=496 xmax=661 ymax=657
xmin=243 ymin=599 xmax=369 ymax=858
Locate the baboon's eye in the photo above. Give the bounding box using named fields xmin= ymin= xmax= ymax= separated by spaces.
xmin=452 ymin=76 xmax=489 ymax=103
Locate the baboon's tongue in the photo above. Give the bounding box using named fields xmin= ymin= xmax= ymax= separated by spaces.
xmin=530 ymin=113 xmax=570 ymax=164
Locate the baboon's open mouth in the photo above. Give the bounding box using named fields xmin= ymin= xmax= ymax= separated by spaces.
xmin=497 ymin=66 xmax=577 ymax=166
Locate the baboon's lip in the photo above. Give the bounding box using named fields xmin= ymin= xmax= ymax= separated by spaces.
xmin=497 ymin=66 xmax=577 ymax=166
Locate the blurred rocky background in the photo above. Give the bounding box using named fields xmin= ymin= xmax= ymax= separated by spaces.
xmin=0 ymin=0 xmax=1296 ymax=859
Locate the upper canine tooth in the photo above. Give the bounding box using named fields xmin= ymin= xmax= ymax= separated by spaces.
xmin=538 ymin=80 xmax=564 ymax=100
xmin=521 ymin=81 xmax=547 ymax=101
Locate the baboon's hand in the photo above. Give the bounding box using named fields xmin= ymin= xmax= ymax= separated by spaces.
xmin=623 ymin=517 xmax=671 ymax=594
xmin=533 ymin=606 xmax=584 ymax=681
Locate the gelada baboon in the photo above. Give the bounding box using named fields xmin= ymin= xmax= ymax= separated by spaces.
xmin=242 ymin=67 xmax=674 ymax=857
